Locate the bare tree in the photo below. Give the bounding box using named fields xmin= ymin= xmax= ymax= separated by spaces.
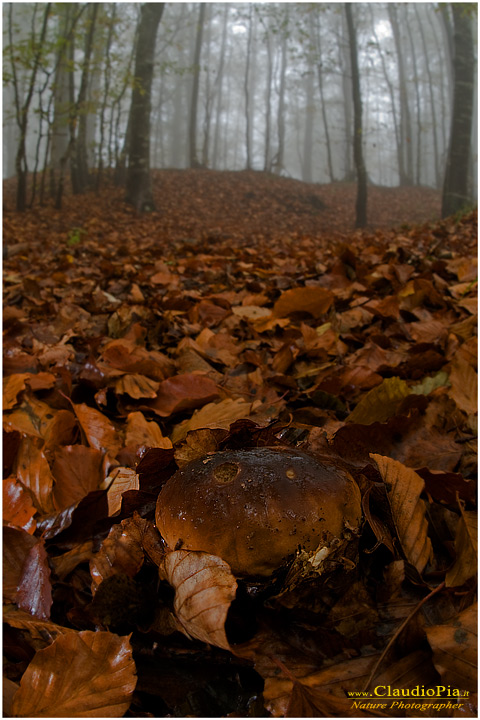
xmin=345 ymin=3 xmax=367 ymax=228
xmin=442 ymin=4 xmax=475 ymax=217
xmin=125 ymin=2 xmax=164 ymax=212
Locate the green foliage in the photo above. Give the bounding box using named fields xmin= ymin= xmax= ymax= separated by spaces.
xmin=67 ymin=227 xmax=87 ymax=247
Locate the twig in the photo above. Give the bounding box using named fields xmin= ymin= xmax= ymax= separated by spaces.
xmin=363 ymin=581 xmax=445 ymax=691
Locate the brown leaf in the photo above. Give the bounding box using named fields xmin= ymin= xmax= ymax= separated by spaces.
xmin=114 ymin=373 xmax=160 ymax=399
xmin=448 ymin=356 xmax=477 ymax=415
xmin=263 ymin=655 xmax=378 ymax=718
xmin=101 ymin=338 xmax=174 ymax=379
xmin=52 ymin=445 xmax=104 ymax=511
xmin=3 ymin=605 xmax=76 ymax=643
xmin=171 ymin=397 xmax=252 ymax=443
xmin=90 ymin=513 xmax=148 ymax=592
xmin=14 ymin=436 xmax=56 ymax=514
xmin=49 ymin=541 xmax=95 ymax=580
xmin=4 ymin=395 xmax=62 ymax=440
xmin=74 ymin=402 xmax=122 ymax=456
xmin=3 ymin=527 xmax=52 ymax=619
xmin=3 ymin=373 xmax=29 ymax=409
xmin=426 ymin=603 xmax=477 ymax=691
xmin=3 ymin=476 xmax=37 ymax=533
xmin=174 ymin=427 xmax=227 ymax=468
xmin=160 ymin=549 xmax=237 ymax=651
xmin=370 ymin=454 xmax=432 ymax=574
xmin=145 ymin=373 xmax=220 ymax=417
xmin=125 ymin=411 xmax=172 ymax=450
xmin=273 ymin=286 xmax=334 ymax=319
xmin=101 ymin=466 xmax=140 ymax=516
xmin=347 ymin=377 xmax=411 ymax=424
xmin=445 ymin=506 xmax=477 ymax=587
xmin=11 ymin=630 xmax=136 ymax=717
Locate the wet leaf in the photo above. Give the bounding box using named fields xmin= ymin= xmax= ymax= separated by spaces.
xmin=3 ymin=476 xmax=37 ymax=533
xmin=160 ymin=549 xmax=237 ymax=651
xmin=370 ymin=454 xmax=432 ymax=573
xmin=11 ymin=630 xmax=136 ymax=717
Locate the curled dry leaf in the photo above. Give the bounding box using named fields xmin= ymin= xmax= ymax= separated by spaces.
xmin=426 ymin=602 xmax=477 ymax=691
xmin=11 ymin=630 xmax=137 ymax=717
xmin=445 ymin=505 xmax=477 ymax=587
xmin=90 ymin=513 xmax=148 ymax=592
xmin=173 ymin=427 xmax=226 ymax=468
xmin=114 ymin=373 xmax=160 ymax=399
xmin=160 ymin=549 xmax=237 ymax=651
xmin=370 ymin=454 xmax=432 ymax=574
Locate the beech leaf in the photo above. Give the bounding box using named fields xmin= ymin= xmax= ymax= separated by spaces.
xmin=347 ymin=377 xmax=411 ymax=424
xmin=11 ymin=630 xmax=136 ymax=717
xmin=90 ymin=513 xmax=148 ymax=592
xmin=426 ymin=602 xmax=477 ymax=691
xmin=160 ymin=549 xmax=237 ymax=651
xmin=370 ymin=454 xmax=432 ymax=573
xmin=445 ymin=507 xmax=477 ymax=587
xmin=273 ymin=286 xmax=333 ymax=319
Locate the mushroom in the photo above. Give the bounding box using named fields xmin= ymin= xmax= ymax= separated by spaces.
xmin=155 ymin=447 xmax=362 ymax=578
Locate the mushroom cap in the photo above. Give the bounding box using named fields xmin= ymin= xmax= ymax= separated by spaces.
xmin=155 ymin=447 xmax=362 ymax=577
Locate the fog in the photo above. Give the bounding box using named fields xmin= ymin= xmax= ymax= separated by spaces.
xmin=3 ymin=3 xmax=477 ymax=213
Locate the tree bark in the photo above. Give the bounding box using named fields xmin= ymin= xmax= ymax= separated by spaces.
xmin=125 ymin=3 xmax=164 ymax=212
xmin=442 ymin=4 xmax=475 ymax=217
xmin=345 ymin=3 xmax=367 ymax=228
xmin=189 ymin=3 xmax=206 ymax=168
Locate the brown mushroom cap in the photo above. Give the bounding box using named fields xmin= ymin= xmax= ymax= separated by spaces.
xmin=155 ymin=447 xmax=362 ymax=577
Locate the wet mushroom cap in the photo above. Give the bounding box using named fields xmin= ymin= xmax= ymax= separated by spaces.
xmin=155 ymin=447 xmax=362 ymax=577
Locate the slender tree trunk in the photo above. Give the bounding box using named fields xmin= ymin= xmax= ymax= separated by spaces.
xmin=340 ymin=11 xmax=353 ymax=182
xmin=313 ymin=12 xmax=334 ymax=183
xmin=442 ymin=4 xmax=475 ymax=217
xmin=244 ymin=5 xmax=254 ymax=170
xmin=388 ymin=4 xmax=414 ymax=186
xmin=415 ymin=5 xmax=440 ymax=188
xmin=345 ymin=3 xmax=367 ymax=228
xmin=275 ymin=7 xmax=289 ymax=175
xmin=404 ymin=9 xmax=422 ymax=185
xmin=97 ymin=4 xmax=116 ymax=188
xmin=211 ymin=5 xmax=229 ymax=169
xmin=189 ymin=3 xmax=206 ymax=168
xmin=9 ymin=3 xmax=51 ymax=212
xmin=125 ymin=3 xmax=164 ymax=212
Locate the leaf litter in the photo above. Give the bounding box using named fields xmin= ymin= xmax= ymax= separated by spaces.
xmin=3 ymin=170 xmax=477 ymax=717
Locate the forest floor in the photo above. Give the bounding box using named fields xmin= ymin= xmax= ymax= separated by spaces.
xmin=3 ymin=169 xmax=478 ymax=718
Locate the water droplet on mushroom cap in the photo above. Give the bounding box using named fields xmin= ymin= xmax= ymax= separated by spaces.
xmin=155 ymin=447 xmax=362 ymax=577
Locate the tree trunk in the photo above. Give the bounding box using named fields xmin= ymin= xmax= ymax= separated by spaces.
xmin=442 ymin=4 xmax=475 ymax=217
xmin=189 ymin=3 xmax=206 ymax=168
xmin=345 ymin=3 xmax=367 ymax=228
xmin=125 ymin=3 xmax=164 ymax=212
xmin=274 ymin=7 xmax=289 ymax=175
xmin=388 ymin=5 xmax=414 ymax=186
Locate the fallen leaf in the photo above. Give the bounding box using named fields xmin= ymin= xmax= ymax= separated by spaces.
xmin=52 ymin=445 xmax=104 ymax=511
xmin=11 ymin=630 xmax=136 ymax=717
xmin=90 ymin=513 xmax=148 ymax=592
xmin=273 ymin=286 xmax=334 ymax=319
xmin=101 ymin=467 xmax=140 ymax=516
xmin=145 ymin=373 xmax=220 ymax=417
xmin=347 ymin=377 xmax=411 ymax=424
xmin=3 ymin=476 xmax=37 ymax=533
xmin=125 ymin=411 xmax=172 ymax=450
xmin=445 ymin=506 xmax=477 ymax=587
xmin=426 ymin=602 xmax=477 ymax=691
xmin=160 ymin=549 xmax=237 ymax=651
xmin=370 ymin=454 xmax=432 ymax=574
xmin=74 ymin=403 xmax=122 ymax=456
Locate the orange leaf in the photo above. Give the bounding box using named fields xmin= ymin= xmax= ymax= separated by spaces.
xmin=3 ymin=373 xmax=29 ymax=410
xmin=74 ymin=403 xmax=122 ymax=456
xmin=160 ymin=550 xmax=237 ymax=651
xmin=52 ymin=445 xmax=104 ymax=511
xmin=3 ymin=476 xmax=37 ymax=533
xmin=15 ymin=436 xmax=56 ymax=514
xmin=101 ymin=466 xmax=140 ymax=516
xmin=125 ymin=411 xmax=172 ymax=450
xmin=273 ymin=286 xmax=333 ymax=319
xmin=146 ymin=373 xmax=220 ymax=417
xmin=11 ymin=630 xmax=136 ymax=717
xmin=370 ymin=454 xmax=432 ymax=574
